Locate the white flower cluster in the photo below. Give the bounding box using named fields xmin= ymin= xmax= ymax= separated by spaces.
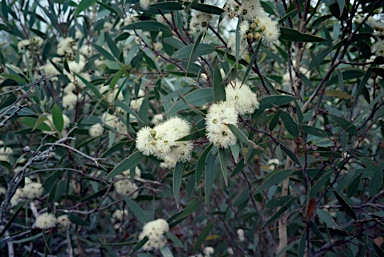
xmin=267 ymin=158 xmax=280 ymax=171
xmin=139 ymin=0 xmax=157 ymax=10
xmin=111 ymin=209 xmax=129 ymax=230
xmin=206 ymin=80 xmax=259 ymax=148
xmin=57 ymin=37 xmax=77 ymax=58
xmin=89 ymin=123 xmax=104 ymax=137
xmin=17 ymin=36 xmax=44 ymax=65
xmin=190 ymin=12 xmax=213 ymax=33
xmin=114 ymin=167 xmax=141 ymax=198
xmin=0 ymin=141 xmax=13 ymax=162
xmin=34 ymin=212 xmax=70 ymax=230
xmin=224 ymin=0 xmax=280 ymax=47
xmin=35 ymin=213 xmax=57 ymax=229
xmin=11 ymin=178 xmax=43 ymax=206
xmin=189 ymin=247 xmax=215 ymax=257
xmin=367 ymin=17 xmax=384 ymax=57
xmin=237 ymin=228 xmax=245 ymax=242
xmin=139 ymin=219 xmax=169 ymax=251
xmin=225 ymin=80 xmax=260 ymax=114
xmin=206 ymin=101 xmax=239 ymax=148
xmin=136 ymin=117 xmax=193 ymax=169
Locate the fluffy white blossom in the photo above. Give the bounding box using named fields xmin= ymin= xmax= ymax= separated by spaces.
xmin=373 ymin=39 xmax=384 ymax=57
xmin=206 ymin=101 xmax=238 ymax=148
xmin=204 ymin=247 xmax=215 ymax=257
xmin=57 ymin=215 xmax=71 ymax=229
xmin=57 ymin=37 xmax=76 ymax=56
xmin=112 ymin=209 xmax=129 ymax=230
xmin=10 ymin=178 xmax=43 ymax=206
xmin=89 ymin=123 xmax=104 ymax=137
xmin=0 ymin=146 xmax=13 ymax=162
xmin=140 ymin=0 xmax=156 ymax=10
xmin=35 ymin=213 xmax=57 ymax=229
xmin=190 ymin=12 xmax=213 ymax=33
xmin=225 ymin=80 xmax=259 ymax=114
xmin=136 ymin=117 xmax=193 ymax=168
xmin=115 ymin=179 xmax=139 ymax=199
xmin=237 ymin=228 xmax=245 ymax=242
xmin=63 ymin=92 xmax=81 ymax=110
xmin=257 ymin=17 xmax=280 ymax=46
xmin=139 ymin=219 xmax=169 ymax=251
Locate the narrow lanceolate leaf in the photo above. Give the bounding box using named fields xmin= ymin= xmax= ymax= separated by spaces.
xmin=122 ymin=21 xmax=171 ymax=33
xmin=258 ymin=95 xmax=296 ymax=110
xmin=173 ymin=162 xmax=185 ymax=208
xmin=123 ymin=197 xmax=149 ymax=225
xmin=263 ymin=196 xmax=296 ymax=228
xmin=193 ymin=223 xmax=214 ymax=252
xmin=51 ymin=103 xmax=64 ymax=132
xmin=280 ymin=27 xmax=327 ymax=42
xmin=227 ymin=124 xmax=263 ymax=150
xmin=205 ymin=153 xmax=215 ymax=205
xmin=167 ymin=88 xmax=213 ymax=114
xmin=92 ymin=43 xmax=116 ymax=61
xmin=106 ymin=151 xmax=145 ymax=180
xmin=150 ymin=2 xmax=183 ymax=10
xmin=190 ymin=3 xmax=224 ymax=15
xmin=160 ymin=246 xmax=174 ymax=257
xmin=75 ymin=0 xmax=97 ymax=16
xmin=280 ymin=111 xmax=299 ymax=138
xmin=213 ymin=65 xmax=225 ymax=102
xmin=333 ymin=190 xmax=357 ymax=220
xmin=196 ymin=143 xmax=213 ymax=183
xmin=328 ymin=114 xmax=357 ymax=135
xmin=255 ymin=169 xmax=294 ymax=194
xmin=218 ymin=148 xmax=228 ymax=186
xmin=242 ymin=40 xmax=262 ymax=86
xmin=172 ymin=43 xmax=216 ymax=60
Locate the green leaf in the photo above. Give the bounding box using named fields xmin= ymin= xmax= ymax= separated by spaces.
xmin=269 ymin=111 xmax=280 ymax=131
xmin=333 ymin=190 xmax=357 ymax=220
xmin=213 ymin=65 xmax=225 ymax=102
xmin=166 ymin=232 xmax=183 ymax=247
xmin=138 ymin=96 xmax=150 ymax=125
xmin=105 ymin=33 xmax=120 ymax=59
xmin=193 ymin=223 xmax=214 ymax=252
xmin=0 ymin=73 xmax=27 ymax=84
xmin=123 ymin=197 xmax=149 ymax=225
xmin=75 ymin=73 xmax=103 ymax=99
xmin=325 ymin=90 xmax=352 ymax=99
xmin=20 ymin=117 xmax=51 ymax=131
xmin=190 ymin=3 xmax=223 ymax=15
xmin=218 ymin=148 xmax=228 ymax=186
xmin=298 ymin=230 xmax=307 ymax=257
xmin=227 ymin=124 xmax=263 ymax=150
xmin=280 ymin=111 xmax=299 ymax=138
xmin=369 ymin=162 xmax=384 ymax=196
xmin=169 ymin=199 xmax=200 ymax=226
xmin=177 ymin=129 xmax=206 ymax=141
xmin=302 ymin=125 xmax=332 ymax=137
xmin=317 ymin=209 xmax=340 ymax=229
xmin=122 ymin=21 xmax=171 ymax=33
xmin=69 ymin=214 xmax=89 ymax=226
xmin=92 ymin=43 xmax=116 ymax=61
xmin=160 ymin=246 xmax=174 ymax=257
xmin=13 ymin=232 xmax=43 ymax=244
xmin=167 ymin=88 xmax=213 ymax=114
xmin=173 ymin=162 xmax=184 ymax=208
xmin=280 ymin=143 xmax=301 ymax=167
xmin=280 ymin=27 xmax=327 ymax=42
xmin=328 ymin=114 xmax=357 ymax=135
xmin=233 ymin=189 xmax=250 ymax=207
xmin=0 ymin=204 xmax=24 ymax=237
xmin=310 ymin=169 xmax=333 ymax=198
xmin=196 ymin=144 xmax=213 ymax=183
xmin=51 ymin=104 xmax=64 ymax=132
xmin=172 ymin=43 xmax=216 ymax=60
xmin=106 ymin=151 xmax=145 ymax=180
xmin=205 ymin=153 xmax=215 ymax=205
xmin=75 ymin=0 xmax=97 ymax=16
xmin=258 ymin=95 xmax=296 ymax=111
xmin=242 ymin=40 xmax=262 ymax=86
xmin=263 ymin=196 xmax=296 ymax=228
xmin=80 ymin=187 xmax=108 ymax=202
xmin=151 ymin=2 xmax=183 ymax=10
xmin=255 ymin=169 xmax=294 ymax=194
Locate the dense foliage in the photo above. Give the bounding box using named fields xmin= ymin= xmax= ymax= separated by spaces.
xmin=0 ymin=0 xmax=383 ymax=256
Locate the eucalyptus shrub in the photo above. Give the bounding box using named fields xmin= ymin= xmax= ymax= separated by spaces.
xmin=0 ymin=0 xmax=383 ymax=256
